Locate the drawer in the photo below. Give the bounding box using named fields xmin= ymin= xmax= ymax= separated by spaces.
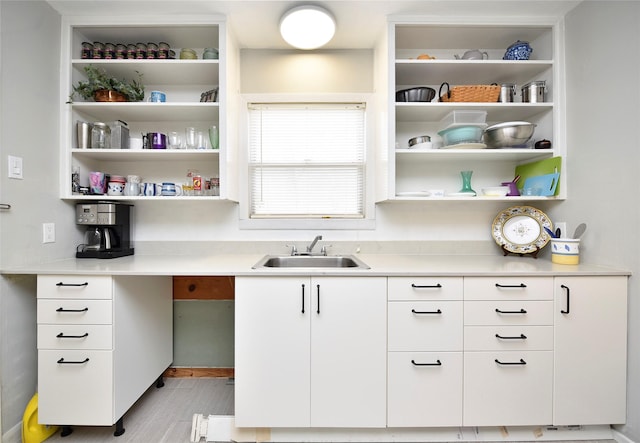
xmin=388 ymin=277 xmax=462 ymax=301
xmin=38 ymin=324 xmax=113 ymax=350
xmin=37 ymin=275 xmax=112 ymax=300
xmin=464 ymin=276 xmax=553 ymax=301
xmin=464 ymin=326 xmax=553 ymax=351
xmin=388 ymin=301 xmax=463 ymax=351
xmin=387 ymin=351 xmax=463 ymax=427
xmin=37 ymin=299 xmax=112 ymax=325
xmin=38 ymin=349 xmax=114 ymax=425
xmin=463 ymin=350 xmax=553 ymax=426
xmin=464 ymin=300 xmax=553 ymax=326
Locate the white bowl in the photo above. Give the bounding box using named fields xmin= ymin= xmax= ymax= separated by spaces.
xmin=482 ymin=186 xmax=510 ymax=197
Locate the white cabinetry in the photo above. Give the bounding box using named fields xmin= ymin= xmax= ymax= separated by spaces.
xmin=463 ymin=277 xmax=553 ymax=426
xmin=553 ymin=276 xmax=628 ymax=425
xmin=235 ymin=276 xmax=386 ymax=428
xmin=60 ymin=17 xmax=238 ymax=201
xmin=382 ymin=21 xmax=565 ymax=201
xmin=37 ymin=275 xmax=172 ymax=431
xmin=387 ymin=277 xmax=463 ymax=427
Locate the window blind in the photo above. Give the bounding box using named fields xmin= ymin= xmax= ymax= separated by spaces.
xmin=248 ymin=103 xmax=366 ymax=218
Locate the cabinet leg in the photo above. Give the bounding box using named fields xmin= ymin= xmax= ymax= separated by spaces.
xmin=114 ymin=418 xmax=125 ymax=437
xmin=156 ymin=374 xmax=165 ymax=388
xmin=60 ymin=426 xmax=73 ymax=437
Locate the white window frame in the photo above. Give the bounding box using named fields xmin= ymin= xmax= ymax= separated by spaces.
xmin=238 ymin=93 xmax=376 ymax=230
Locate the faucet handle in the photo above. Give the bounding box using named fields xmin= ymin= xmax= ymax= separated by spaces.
xmin=285 ymin=244 xmax=298 ymax=256
xmin=320 ymin=245 xmax=332 ymax=256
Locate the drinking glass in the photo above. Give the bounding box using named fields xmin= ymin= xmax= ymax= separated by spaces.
xmin=185 ymin=127 xmax=197 ymax=149
xmin=196 ymin=131 xmax=208 ymax=150
xmin=208 ymin=125 xmax=219 ymax=150
xmin=168 ymin=131 xmax=182 ymax=149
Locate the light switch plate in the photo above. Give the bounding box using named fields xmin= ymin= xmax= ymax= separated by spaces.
xmin=8 ymin=155 xmax=23 ymax=179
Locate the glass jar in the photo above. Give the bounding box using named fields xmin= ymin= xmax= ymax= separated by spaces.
xmin=126 ymin=44 xmax=137 ymax=59
xmin=158 ymin=42 xmax=170 ymax=59
xmin=92 ymin=41 xmax=104 ymax=59
xmin=115 ymin=43 xmax=127 ymax=59
xmin=135 ymin=42 xmax=147 ymax=59
xmin=104 ymin=42 xmax=116 ymax=59
xmin=81 ymin=42 xmax=93 ymax=59
xmin=91 ymin=122 xmax=111 ymax=149
xmin=146 ymin=42 xmax=158 ymax=59
xmin=203 ymin=48 xmax=219 ymax=59
xmin=179 ymin=48 xmax=197 ymax=60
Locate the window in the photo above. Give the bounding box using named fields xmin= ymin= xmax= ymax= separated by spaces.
xmin=247 ymin=103 xmax=366 ymax=220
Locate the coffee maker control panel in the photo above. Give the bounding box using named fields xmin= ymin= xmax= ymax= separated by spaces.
xmin=76 ymin=203 xmax=117 ymax=225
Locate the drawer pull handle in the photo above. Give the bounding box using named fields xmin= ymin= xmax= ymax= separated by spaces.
xmin=560 ymin=284 xmax=570 ymax=314
xmin=495 ymin=283 xmax=526 ymax=288
xmin=56 ymin=307 xmax=89 ymax=313
xmin=411 ymin=283 xmax=442 ymax=289
xmin=316 ymin=284 xmax=321 ymax=315
xmin=57 ymin=357 xmax=90 ymax=365
xmin=56 ymin=282 xmax=89 ymax=287
xmin=412 ymin=359 xmax=442 ymax=366
xmin=495 ymin=333 xmax=527 ymax=340
xmin=495 ymin=308 xmax=527 ymax=314
xmin=411 ymin=308 xmax=442 ymax=315
xmin=495 ymin=358 xmax=526 ymax=366
xmin=56 ymin=332 xmax=89 ymax=339
xmin=301 ymin=284 xmax=305 ymax=314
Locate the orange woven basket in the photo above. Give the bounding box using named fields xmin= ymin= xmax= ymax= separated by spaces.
xmin=438 ymin=82 xmax=500 ymax=103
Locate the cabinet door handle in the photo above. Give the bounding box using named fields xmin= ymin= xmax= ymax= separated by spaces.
xmin=56 ymin=282 xmax=89 ymax=287
xmin=411 ymin=359 xmax=442 ymax=366
xmin=560 ymin=284 xmax=570 ymax=314
xmin=56 ymin=332 xmax=89 ymax=339
xmin=495 ymin=333 xmax=527 ymax=340
xmin=316 ymin=284 xmax=320 ymax=314
xmin=56 ymin=307 xmax=89 ymax=313
xmin=411 ymin=308 xmax=442 ymax=315
xmin=495 ymin=358 xmax=526 ymax=366
xmin=495 ymin=308 xmax=527 ymax=314
xmin=57 ymin=357 xmax=90 ymax=365
xmin=495 ymin=283 xmax=526 ymax=288
xmin=301 ymin=284 xmax=305 ymax=314
xmin=411 ymin=283 xmax=442 ymax=289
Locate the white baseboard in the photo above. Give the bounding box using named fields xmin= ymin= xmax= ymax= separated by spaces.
xmin=2 ymin=421 xmax=22 ymax=443
xmin=613 ymin=429 xmax=637 ymax=443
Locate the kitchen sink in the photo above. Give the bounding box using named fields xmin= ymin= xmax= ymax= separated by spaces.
xmin=252 ymin=254 xmax=370 ymax=269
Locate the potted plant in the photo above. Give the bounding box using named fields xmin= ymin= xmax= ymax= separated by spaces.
xmin=70 ymin=64 xmax=145 ymax=102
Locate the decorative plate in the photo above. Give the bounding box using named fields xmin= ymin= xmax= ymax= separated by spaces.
xmin=491 ymin=205 xmax=553 ymax=254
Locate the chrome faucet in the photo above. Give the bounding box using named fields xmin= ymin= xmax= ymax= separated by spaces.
xmin=306 ymin=235 xmax=323 ymax=255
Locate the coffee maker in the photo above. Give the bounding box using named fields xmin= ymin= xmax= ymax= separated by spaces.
xmin=76 ymin=202 xmax=134 ymax=259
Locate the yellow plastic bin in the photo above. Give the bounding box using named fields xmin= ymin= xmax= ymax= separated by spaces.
xmin=21 ymin=393 xmax=58 ymax=443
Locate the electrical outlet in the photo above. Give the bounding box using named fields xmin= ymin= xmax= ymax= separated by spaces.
xmin=555 ymin=221 xmax=567 ymax=238
xmin=8 ymin=155 xmax=23 ymax=179
xmin=42 ymin=223 xmax=55 ymax=243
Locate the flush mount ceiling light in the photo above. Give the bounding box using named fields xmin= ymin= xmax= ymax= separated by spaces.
xmin=279 ymin=5 xmax=336 ymax=50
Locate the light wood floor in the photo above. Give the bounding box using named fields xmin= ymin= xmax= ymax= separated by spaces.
xmin=45 ymin=377 xmax=234 ymax=443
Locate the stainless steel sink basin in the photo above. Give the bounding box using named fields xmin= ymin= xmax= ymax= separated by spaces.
xmin=252 ymin=254 xmax=370 ymax=269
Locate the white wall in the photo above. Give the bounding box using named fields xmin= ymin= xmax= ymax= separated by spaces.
xmin=563 ymin=2 xmax=640 ymax=441
xmin=0 ymin=0 xmax=64 ymax=437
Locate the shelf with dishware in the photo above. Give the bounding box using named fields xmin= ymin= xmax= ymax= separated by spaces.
xmin=60 ymin=18 xmax=237 ymax=202
xmin=383 ymin=20 xmax=564 ymax=202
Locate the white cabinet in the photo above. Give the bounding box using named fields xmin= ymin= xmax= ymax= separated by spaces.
xmin=463 ymin=277 xmax=553 ymax=426
xmin=235 ymin=276 xmax=387 ymax=428
xmin=60 ymin=17 xmax=238 ymax=201
xmin=553 ymin=276 xmax=628 ymax=425
xmin=382 ymin=21 xmax=565 ymax=201
xmin=37 ymin=275 xmax=172 ymax=430
xmin=387 ymin=277 xmax=463 ymax=427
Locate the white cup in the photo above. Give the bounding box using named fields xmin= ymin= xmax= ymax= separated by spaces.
xmin=124 ymin=182 xmax=140 ymax=196
xmin=107 ymin=182 xmax=125 ymax=196
xmin=130 ymin=138 xmax=143 ymax=150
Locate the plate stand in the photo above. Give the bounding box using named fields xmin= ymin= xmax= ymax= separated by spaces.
xmin=501 ymin=244 xmax=541 ymax=258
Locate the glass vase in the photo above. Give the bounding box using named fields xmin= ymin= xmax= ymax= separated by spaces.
xmin=459 ymin=170 xmax=476 ymax=195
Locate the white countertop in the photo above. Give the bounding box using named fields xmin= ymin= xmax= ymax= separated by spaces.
xmin=2 ymin=253 xmax=631 ymax=277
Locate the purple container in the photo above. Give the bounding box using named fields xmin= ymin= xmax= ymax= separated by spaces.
xmin=148 ymin=132 xmax=167 ymax=149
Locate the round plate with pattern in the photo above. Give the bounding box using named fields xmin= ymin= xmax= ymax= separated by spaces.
xmin=492 ymin=206 xmax=553 ymax=254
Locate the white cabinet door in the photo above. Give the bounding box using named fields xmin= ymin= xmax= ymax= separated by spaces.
xmin=553 ymin=276 xmax=628 ymax=425
xmin=235 ymin=277 xmax=311 ymax=427
xmin=464 ymin=351 xmax=553 ymax=426
xmin=388 ymin=351 xmax=463 ymax=427
xmin=310 ymin=277 xmax=387 ymax=427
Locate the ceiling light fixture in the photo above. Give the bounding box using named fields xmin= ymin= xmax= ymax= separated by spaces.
xmin=279 ymin=5 xmax=336 ymax=50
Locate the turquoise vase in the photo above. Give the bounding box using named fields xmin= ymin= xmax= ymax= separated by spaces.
xmin=459 ymin=170 xmax=476 ymax=196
